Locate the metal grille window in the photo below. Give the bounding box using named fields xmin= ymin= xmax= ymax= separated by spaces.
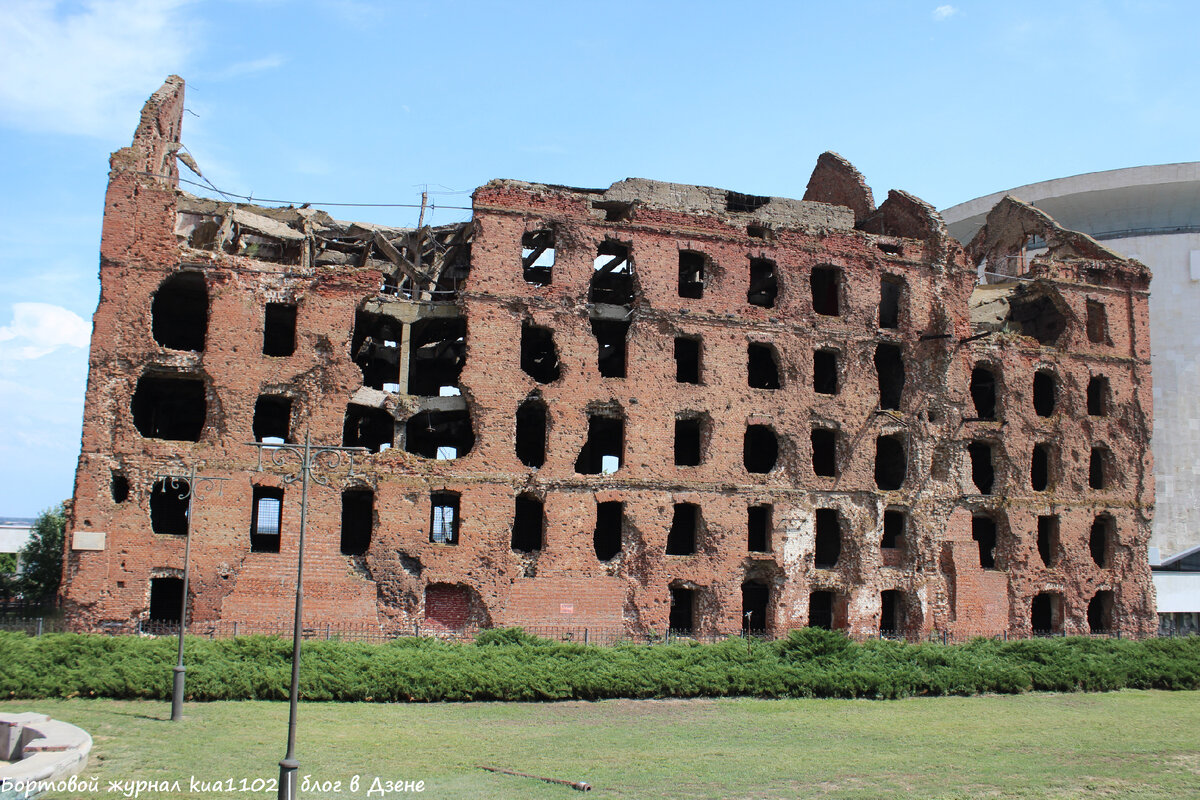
xmin=250 ymin=487 xmax=283 ymax=553
xmin=430 ymin=492 xmax=460 ymax=544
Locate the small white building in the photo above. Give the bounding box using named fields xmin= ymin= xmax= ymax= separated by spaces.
xmin=0 ymin=519 xmax=34 ymax=576
xmin=1152 ymin=545 xmax=1200 ymax=635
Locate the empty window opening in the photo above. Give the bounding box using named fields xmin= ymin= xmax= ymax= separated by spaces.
xmin=594 ymin=501 xmax=623 ymax=561
xmin=747 ymin=258 xmax=777 ymax=308
xmin=814 ymin=509 xmax=841 ymax=568
xmin=576 ymin=413 xmax=624 ymax=475
xmin=811 ymin=428 xmax=838 ymax=477
xmin=880 ymin=590 xmax=904 ymax=635
xmin=668 ymin=585 xmax=695 ymax=633
xmin=748 ymin=504 xmax=772 ymax=552
xmin=1033 ymin=370 xmax=1057 ymax=417
xmin=152 ymin=272 xmax=207 ymax=352
xmin=520 ymin=322 xmax=561 ymax=384
xmin=968 ymin=441 xmax=995 ymax=494
xmin=882 ymin=510 xmax=905 ymax=549
xmin=1037 ymin=515 xmax=1059 ymax=567
xmin=1031 ymin=592 xmax=1060 ymax=633
xmin=972 ymin=515 xmax=997 ymax=569
xmin=875 ymin=435 xmax=906 ymax=490
xmin=263 ymin=303 xmax=297 ymax=357
xmin=342 ymin=405 xmax=393 ymax=453
xmin=747 ymin=224 xmax=770 ymax=239
xmin=407 ymin=317 xmax=466 ymax=397
xmin=591 ymin=241 xmax=634 ymax=306
xmin=809 ymin=591 xmax=834 ymax=630
xmin=111 ymin=472 xmax=129 ymax=503
xmin=675 ymin=417 xmax=702 ymax=467
xmin=1089 ymin=446 xmax=1110 ymax=490
xmin=726 ymin=190 xmax=770 ymax=213
xmin=148 ymin=576 xmax=184 ymax=623
xmin=405 ymin=409 xmax=475 ymax=460
xmin=742 ymin=581 xmax=769 ymax=632
xmin=515 ymin=397 xmax=547 ymax=469
xmin=814 ymin=349 xmax=839 ymax=395
xmin=1088 ymin=591 xmax=1114 ymax=634
xmin=250 ymin=487 xmax=283 ymax=553
xmin=743 ymin=425 xmax=778 ymax=474
xmin=678 ymin=251 xmax=705 ymax=298
xmin=874 ymin=343 xmax=905 ymax=410
xmin=253 ymin=395 xmax=291 ymax=443
xmin=970 ymin=366 xmax=997 ymax=420
xmin=1087 ymin=376 xmax=1110 ymax=416
xmin=1086 ymin=299 xmax=1108 ymax=344
xmin=674 ymin=337 xmax=700 ymax=384
xmin=340 ymin=489 xmax=373 ymax=556
xmin=747 ymin=343 xmax=781 ymax=389
xmin=521 ymin=229 xmax=556 ymax=286
xmin=591 ymin=319 xmax=629 ymax=378
xmin=132 ymin=374 xmax=206 ymax=442
xmin=430 ymin=492 xmax=460 ymax=545
xmin=1031 ymin=443 xmax=1051 ymax=491
xmin=666 ymin=503 xmax=699 ymax=555
xmin=1090 ymin=516 xmax=1114 ymax=567
xmin=811 ymin=266 xmax=841 ymax=316
xmin=511 ymin=493 xmax=544 ymax=552
xmin=150 ymin=479 xmax=189 ymax=536
xmin=877 ymin=242 xmax=903 ymax=256
xmin=1008 ymin=292 xmax=1067 ymax=345
xmin=350 ymin=310 xmax=402 ymax=391
xmin=879 ymin=277 xmax=903 ymax=328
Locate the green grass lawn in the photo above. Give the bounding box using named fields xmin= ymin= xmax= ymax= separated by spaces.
xmin=4 ymin=692 xmax=1198 ymax=799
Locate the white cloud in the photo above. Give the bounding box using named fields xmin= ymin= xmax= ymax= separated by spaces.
xmin=0 ymin=0 xmax=193 ymax=139
xmin=933 ymin=5 xmax=958 ymax=21
xmin=210 ymin=55 xmax=285 ymax=81
xmin=0 ymin=303 xmax=91 ymax=361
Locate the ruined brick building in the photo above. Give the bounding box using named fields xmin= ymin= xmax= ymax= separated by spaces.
xmin=61 ymin=77 xmax=1158 ymax=638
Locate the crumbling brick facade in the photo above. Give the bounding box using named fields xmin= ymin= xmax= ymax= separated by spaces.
xmin=61 ymin=77 xmax=1158 ymax=638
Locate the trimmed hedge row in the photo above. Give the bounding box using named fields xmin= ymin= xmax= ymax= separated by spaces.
xmin=1 ymin=629 xmax=1197 ymax=702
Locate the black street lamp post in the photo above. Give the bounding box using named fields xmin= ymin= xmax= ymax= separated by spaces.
xmin=246 ymin=432 xmax=366 ymax=800
xmin=153 ymin=466 xmax=228 ymax=723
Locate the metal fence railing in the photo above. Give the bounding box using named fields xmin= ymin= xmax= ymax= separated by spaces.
xmin=0 ymin=615 xmax=1190 ymax=645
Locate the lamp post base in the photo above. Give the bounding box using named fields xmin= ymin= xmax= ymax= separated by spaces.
xmin=170 ymin=665 xmax=186 ymax=722
xmin=279 ymin=758 xmax=299 ymax=800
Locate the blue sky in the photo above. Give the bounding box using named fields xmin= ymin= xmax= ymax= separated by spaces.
xmin=0 ymin=0 xmax=1196 ymax=516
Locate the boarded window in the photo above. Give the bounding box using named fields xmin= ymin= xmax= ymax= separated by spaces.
xmin=263 ymin=303 xmax=297 ymax=357
xmin=340 ymin=489 xmax=373 ymax=556
xmin=666 ymin=503 xmax=698 ymax=555
xmin=512 ymin=493 xmax=544 ymax=552
xmin=748 ymin=504 xmax=771 ymax=552
xmin=424 ymin=583 xmax=469 ymax=631
xmin=430 ymin=492 xmax=460 ymax=545
xmin=250 ymin=487 xmax=282 ymax=553
xmin=152 ymin=272 xmax=207 ymax=352
xmin=747 ymin=343 xmax=781 ymax=389
xmin=150 ymin=479 xmax=189 ymax=536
